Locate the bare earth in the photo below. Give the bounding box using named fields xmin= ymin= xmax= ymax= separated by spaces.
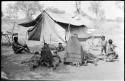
xmin=1 ymin=44 xmax=124 ymax=80
xmin=1 ymin=21 xmax=124 ymax=80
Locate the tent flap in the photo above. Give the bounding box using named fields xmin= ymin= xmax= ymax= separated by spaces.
xmin=28 ymin=14 xmax=43 ymax=41
xmin=54 ymin=21 xmax=86 ymax=30
xmin=18 ymin=20 xmax=36 ymax=27
xmin=18 ymin=14 xmax=43 ymax=27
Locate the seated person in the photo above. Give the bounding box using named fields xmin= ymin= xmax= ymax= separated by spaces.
xmin=56 ymin=42 xmax=64 ymax=52
xmin=40 ymin=43 xmax=53 ymax=67
xmin=105 ymin=39 xmax=118 ymax=61
xmin=12 ymin=37 xmax=31 ymax=54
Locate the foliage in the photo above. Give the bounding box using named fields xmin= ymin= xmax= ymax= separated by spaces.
xmin=75 ymin=1 xmax=81 ymax=15
xmin=14 ymin=1 xmax=44 ymax=20
xmin=115 ymin=1 xmax=124 ymax=12
xmin=6 ymin=4 xmax=18 ymax=21
xmin=88 ymin=1 xmax=105 ymax=20
xmin=46 ymin=7 xmax=65 ymax=14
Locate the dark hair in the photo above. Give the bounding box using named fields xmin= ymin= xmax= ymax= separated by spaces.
xmin=59 ymin=42 xmax=62 ymax=44
xmin=108 ymin=39 xmax=113 ymax=44
xmin=44 ymin=43 xmax=49 ymax=48
xmin=101 ymin=36 xmax=105 ymax=38
xmin=35 ymin=51 xmax=39 ymax=55
xmin=13 ymin=37 xmax=18 ymax=42
xmin=44 ymin=43 xmax=47 ymax=45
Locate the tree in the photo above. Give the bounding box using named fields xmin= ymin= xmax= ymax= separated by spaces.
xmin=5 ymin=4 xmax=18 ymax=33
xmin=115 ymin=1 xmax=124 ymax=12
xmin=75 ymin=1 xmax=82 ymax=15
xmin=72 ymin=1 xmax=83 ymax=20
xmin=73 ymin=1 xmax=92 ymax=20
xmin=14 ymin=1 xmax=44 ymax=20
xmin=88 ymin=1 xmax=105 ymax=20
xmin=46 ymin=7 xmax=65 ymax=14
xmin=6 ymin=4 xmax=18 ymax=21
xmin=88 ymin=1 xmax=105 ymax=28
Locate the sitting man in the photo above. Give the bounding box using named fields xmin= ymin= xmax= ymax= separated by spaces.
xmin=40 ymin=43 xmax=61 ymax=70
xmin=57 ymin=42 xmax=64 ymax=52
xmin=12 ymin=36 xmax=31 ymax=54
xmin=105 ymin=39 xmax=118 ymax=61
xmin=40 ymin=43 xmax=54 ymax=67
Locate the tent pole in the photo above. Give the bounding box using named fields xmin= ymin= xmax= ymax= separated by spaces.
xmin=25 ymin=31 xmax=28 ymax=44
xmin=12 ymin=22 xmax=16 ymax=33
xmin=65 ymin=30 xmax=66 ymax=42
xmin=68 ymin=24 xmax=71 ymax=37
xmin=50 ymin=34 xmax=51 ymax=44
xmin=43 ymin=35 xmax=45 ymax=44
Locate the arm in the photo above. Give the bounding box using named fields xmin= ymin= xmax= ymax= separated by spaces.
xmin=13 ymin=42 xmax=24 ymax=48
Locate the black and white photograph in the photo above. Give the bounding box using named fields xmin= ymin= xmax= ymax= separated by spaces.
xmin=1 ymin=1 xmax=124 ymax=80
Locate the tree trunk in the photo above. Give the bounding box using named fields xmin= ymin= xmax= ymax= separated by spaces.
xmin=26 ymin=12 xmax=33 ymax=21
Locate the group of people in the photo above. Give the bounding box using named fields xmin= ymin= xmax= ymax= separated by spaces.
xmin=12 ymin=36 xmax=64 ymax=70
xmin=100 ymin=36 xmax=118 ymax=61
xmin=12 ymin=34 xmax=118 ymax=70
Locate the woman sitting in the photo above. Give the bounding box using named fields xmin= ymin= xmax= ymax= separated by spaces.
xmin=40 ymin=43 xmax=54 ymax=67
xmin=40 ymin=43 xmax=61 ymax=70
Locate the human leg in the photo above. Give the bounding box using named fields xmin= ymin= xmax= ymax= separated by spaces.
xmin=15 ymin=48 xmax=24 ymax=54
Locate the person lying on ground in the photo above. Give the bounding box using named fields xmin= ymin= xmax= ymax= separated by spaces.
xmin=83 ymin=52 xmax=99 ymax=66
xmin=81 ymin=47 xmax=99 ymax=66
xmin=29 ymin=52 xmax=41 ymax=71
xmin=105 ymin=39 xmax=118 ymax=62
xmin=12 ymin=37 xmax=31 ymax=54
xmin=21 ymin=52 xmax=41 ymax=70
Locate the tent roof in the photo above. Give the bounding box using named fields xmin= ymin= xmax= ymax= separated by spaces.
xmin=45 ymin=10 xmax=93 ymax=27
xmin=18 ymin=10 xmax=94 ymax=28
xmin=46 ymin=11 xmax=88 ymax=26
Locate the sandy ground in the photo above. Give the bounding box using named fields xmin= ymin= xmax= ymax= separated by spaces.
xmin=1 ymin=45 xmax=124 ymax=80
xmin=1 ymin=18 xmax=124 ymax=80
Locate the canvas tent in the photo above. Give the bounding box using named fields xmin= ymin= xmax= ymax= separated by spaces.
xmin=64 ymin=35 xmax=84 ymax=63
xmin=19 ymin=10 xmax=90 ymax=45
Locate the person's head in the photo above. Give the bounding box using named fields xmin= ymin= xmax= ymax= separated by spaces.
xmin=34 ymin=51 xmax=39 ymax=55
xmin=101 ymin=36 xmax=105 ymax=40
xmin=108 ymin=39 xmax=113 ymax=44
xmin=58 ymin=42 xmax=62 ymax=47
xmin=44 ymin=43 xmax=48 ymax=48
xmin=13 ymin=37 xmax=18 ymax=42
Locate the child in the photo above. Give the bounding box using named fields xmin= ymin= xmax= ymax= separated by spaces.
xmin=105 ymin=39 xmax=118 ymax=62
xmin=101 ymin=36 xmax=107 ymax=55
